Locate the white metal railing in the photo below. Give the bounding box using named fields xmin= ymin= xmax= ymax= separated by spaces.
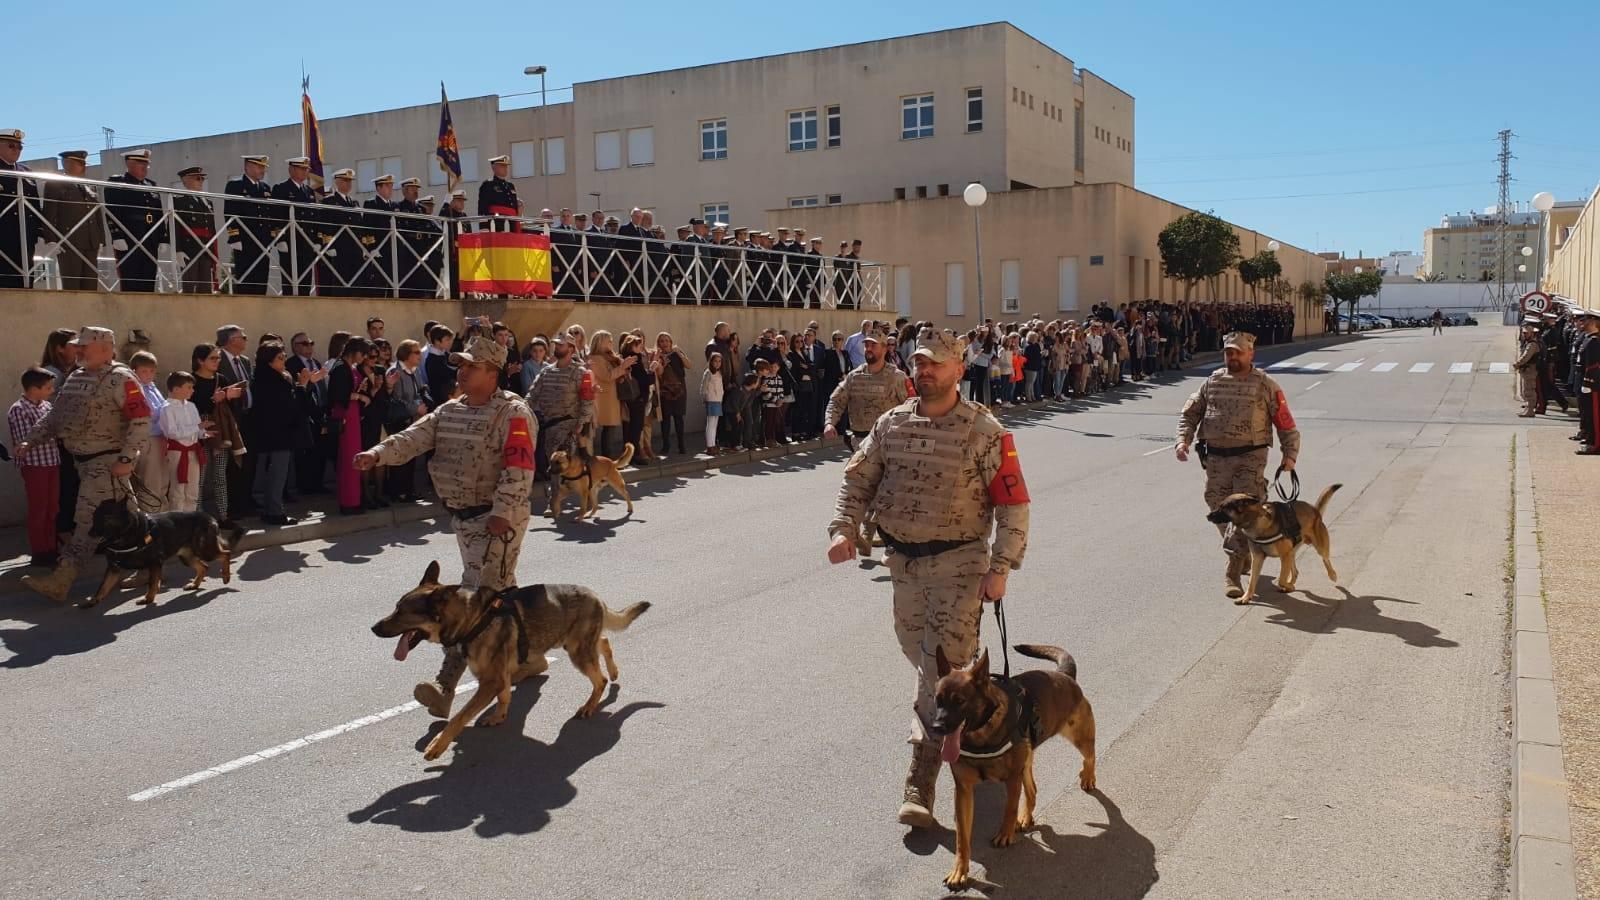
xmin=0 ymin=169 xmax=884 ymax=308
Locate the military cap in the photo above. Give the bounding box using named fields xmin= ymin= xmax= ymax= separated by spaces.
xmin=675 ymin=225 xmax=691 ymax=234
xmin=122 ymin=149 xmax=151 ymax=162
xmin=487 ymin=154 xmax=511 ymax=165
xmin=809 ymin=236 xmax=823 ymax=244
xmin=68 ymin=325 xmax=116 ymax=346
xmin=241 ymin=154 xmax=269 ymax=166
xmin=176 ymin=165 xmax=206 ymax=179
xmin=711 ymin=222 xmax=727 ymax=231
xmin=58 ymin=149 xmax=89 ymax=162
xmin=734 ymin=226 xmax=748 ymax=234
xmin=371 ymin=174 xmax=394 ymax=187
xmin=286 ymin=156 xmax=311 ymax=167
xmin=1222 ymin=331 xmax=1256 ymax=351
xmin=687 ymin=217 xmax=705 ymax=226
xmin=400 ymin=177 xmax=421 ymax=188
xmin=331 ymin=167 xmax=355 ymax=180
xmin=862 ymin=329 xmax=885 ymax=344
xmin=448 ymin=335 xmax=508 ymax=370
xmin=0 ymin=128 xmax=23 ymax=143
xmin=776 ymin=226 xmax=790 ymax=233
xmin=420 ymin=194 xmax=435 ymax=204
xmin=450 ymin=189 xmax=467 ymax=200
xmin=604 ymin=216 xmax=619 ymax=225
xmin=573 ymin=212 xmax=588 ymax=220
xmin=1523 ymin=315 xmax=1542 ymax=325
xmin=795 ymin=228 xmax=807 ymax=234
xmin=911 ymin=328 xmax=963 ymax=364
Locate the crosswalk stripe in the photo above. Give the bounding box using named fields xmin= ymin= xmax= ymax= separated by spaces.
xmin=1335 ymin=362 xmax=1362 ymax=373
xmin=1372 ymin=362 xmax=1398 ymax=373
xmin=1410 ymin=363 xmax=1434 ymax=373
xmin=1301 ymin=361 xmax=1327 ymax=370
xmin=1489 ymin=362 xmax=1511 ymax=374
xmin=1449 ymin=362 xmax=1474 ymax=374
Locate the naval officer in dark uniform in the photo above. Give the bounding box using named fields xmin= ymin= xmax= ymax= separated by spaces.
xmin=104 ymin=149 xmax=165 ymax=293
xmin=271 ymin=156 xmax=318 ymax=295
xmin=439 ymin=188 xmax=468 ymax=298
xmin=395 ymin=176 xmax=438 ymax=298
xmin=0 ymin=128 xmax=41 ymax=288
xmin=173 ymin=166 xmax=217 ymax=294
xmin=363 ymin=173 xmax=399 ymax=297
xmin=477 ymin=154 xmax=521 ymax=232
xmin=224 ymin=154 xmax=275 ymax=295
xmin=319 ymin=168 xmax=363 ymax=296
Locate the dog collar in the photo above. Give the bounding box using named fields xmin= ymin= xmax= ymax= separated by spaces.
xmin=1249 ymin=532 xmax=1286 ymax=546
xmin=957 ymin=676 xmax=1039 ymax=760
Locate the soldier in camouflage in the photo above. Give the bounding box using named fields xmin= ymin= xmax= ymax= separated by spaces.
xmin=355 ymin=336 xmax=537 ymax=718
xmin=525 ymin=332 xmax=595 ymax=494
xmin=1514 ymin=320 xmax=1543 ymax=417
xmin=823 ymin=328 xmax=909 ymax=554
xmin=1175 ymin=331 xmax=1301 ymax=599
xmin=18 ymin=326 xmax=152 ymax=603
xmin=827 ymin=328 xmax=1031 ymax=830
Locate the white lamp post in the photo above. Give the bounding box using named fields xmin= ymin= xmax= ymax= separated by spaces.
xmin=1266 ymin=240 xmax=1280 ymax=252
xmin=963 ymin=182 xmax=989 ymax=325
xmin=524 ymin=66 xmax=549 ymax=208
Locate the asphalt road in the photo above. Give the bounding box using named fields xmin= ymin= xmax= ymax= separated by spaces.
xmin=0 ymin=326 xmax=1535 ymax=899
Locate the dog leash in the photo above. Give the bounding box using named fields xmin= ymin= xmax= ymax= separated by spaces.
xmin=991 ymin=596 xmax=1012 ymax=681
xmin=1273 ymin=466 xmax=1301 ymax=503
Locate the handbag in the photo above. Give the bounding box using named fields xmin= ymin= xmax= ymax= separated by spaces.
xmin=617 ymin=373 xmax=641 ymax=403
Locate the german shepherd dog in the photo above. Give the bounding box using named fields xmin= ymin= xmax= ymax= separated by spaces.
xmin=1207 ymin=484 xmax=1342 ymax=605
xmin=86 ymin=499 xmax=242 ymax=609
xmin=547 ymin=442 xmax=635 ymax=521
xmin=931 ymin=644 xmax=1097 ymax=890
xmin=371 ymin=561 xmax=651 ymax=761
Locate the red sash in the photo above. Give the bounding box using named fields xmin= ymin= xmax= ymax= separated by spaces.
xmin=165 ymin=438 xmax=205 ymax=484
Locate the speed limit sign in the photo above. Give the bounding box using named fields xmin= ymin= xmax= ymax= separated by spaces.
xmin=1522 ymin=291 xmax=1551 ymax=315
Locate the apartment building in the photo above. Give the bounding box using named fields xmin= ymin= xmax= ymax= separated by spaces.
xmin=1421 ymin=211 xmax=1539 ymax=283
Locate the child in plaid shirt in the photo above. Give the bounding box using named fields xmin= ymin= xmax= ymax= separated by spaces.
xmin=7 ymin=368 xmax=62 ymax=567
xmin=759 ymin=360 xmax=787 ymax=448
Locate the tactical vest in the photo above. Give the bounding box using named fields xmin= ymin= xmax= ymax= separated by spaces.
xmin=426 ymin=393 xmax=518 ymax=508
xmin=872 ymin=401 xmax=990 ymax=543
xmin=1199 ymin=369 xmax=1273 ymax=449
xmin=845 ymin=366 xmax=904 ymax=429
xmin=55 ymin=364 xmax=136 ymax=455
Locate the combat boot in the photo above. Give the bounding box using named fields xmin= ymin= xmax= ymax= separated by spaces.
xmin=1224 ymin=556 xmax=1246 ymax=600
xmin=413 ymin=681 xmax=454 ymax=719
xmin=21 ymin=562 xmax=78 ymax=604
xmin=896 ymin=742 xmax=942 ymax=829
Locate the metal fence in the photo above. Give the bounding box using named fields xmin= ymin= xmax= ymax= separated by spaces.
xmin=0 ymin=169 xmax=884 ymax=309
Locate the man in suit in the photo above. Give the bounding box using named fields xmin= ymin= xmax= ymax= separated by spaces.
xmin=224 ymin=155 xmax=275 ymax=295
xmin=0 ymin=128 xmax=40 ymax=288
xmin=40 ymin=150 xmax=102 ymax=291
xmin=215 ymin=324 xmax=256 ymax=517
xmin=318 ymin=168 xmax=363 ymax=296
xmin=362 ymin=174 xmax=399 ymax=297
xmin=285 ymin=332 xmax=328 ymax=494
xmin=477 ymin=155 xmax=520 ymax=232
xmin=173 ymin=166 xmax=216 ymax=294
xmin=104 ymin=149 xmax=164 ymax=292
xmin=271 ymin=157 xmax=318 ymax=295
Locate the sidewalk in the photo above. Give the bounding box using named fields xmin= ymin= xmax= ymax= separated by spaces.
xmin=1529 ymin=427 xmax=1600 ymax=899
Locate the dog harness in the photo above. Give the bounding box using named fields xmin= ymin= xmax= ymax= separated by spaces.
xmin=1248 ymin=501 xmax=1304 ymax=547
xmin=958 ymin=675 xmax=1042 ymax=761
xmin=448 ymin=588 xmax=533 ymax=666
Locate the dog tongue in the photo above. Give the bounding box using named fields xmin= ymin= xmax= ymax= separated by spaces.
xmin=394 ymin=631 xmax=415 ymax=662
xmin=940 ymin=725 xmax=963 ymax=764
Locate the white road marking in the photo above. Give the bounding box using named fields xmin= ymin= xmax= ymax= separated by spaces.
xmin=1142 ymin=443 xmax=1175 ymax=457
xmin=1489 ymin=362 xmax=1511 ymax=374
xmin=1449 ymin=362 xmax=1474 ymax=374
xmin=1304 ymin=380 xmax=1324 ymax=392
xmin=1334 ymin=361 xmax=1364 ymax=373
xmin=1301 ymin=362 xmax=1327 ymax=371
xmin=1267 ymin=361 xmax=1292 ymax=370
xmin=1372 ymin=362 xmax=1398 ymax=373
xmin=1409 ymin=363 xmax=1434 ymax=373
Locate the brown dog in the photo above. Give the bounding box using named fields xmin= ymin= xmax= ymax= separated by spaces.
xmin=371 ymin=561 xmax=650 ymax=761
xmin=547 ymin=443 xmax=635 ymax=521
xmin=1207 ymin=483 xmax=1341 ymax=604
xmin=932 ymin=643 xmax=1096 ymax=889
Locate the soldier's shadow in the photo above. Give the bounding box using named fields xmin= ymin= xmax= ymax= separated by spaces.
xmin=0 ymin=582 xmax=232 ymax=669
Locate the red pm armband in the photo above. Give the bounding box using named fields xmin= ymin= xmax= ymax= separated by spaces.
xmin=1273 ymin=390 xmax=1296 ymax=431
xmin=987 ymin=433 xmax=1030 ymax=505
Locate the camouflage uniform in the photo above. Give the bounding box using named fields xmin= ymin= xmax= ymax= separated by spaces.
xmin=829 ymin=329 xmax=1029 ymax=822
xmin=525 ymin=356 xmax=594 ymax=460
xmin=824 ymin=359 xmax=910 ymax=553
xmin=1514 ymin=329 xmax=1542 ymax=416
xmin=1176 ymin=332 xmax=1300 ymax=592
xmin=20 ymin=327 xmax=152 ymax=602
xmin=367 ymin=337 xmax=538 ymax=714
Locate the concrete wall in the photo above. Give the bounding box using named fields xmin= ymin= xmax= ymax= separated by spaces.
xmin=0 ymin=292 xmax=861 ymax=525
xmin=1545 ymin=185 xmax=1600 ymax=308
xmin=1077 ymin=70 xmax=1135 ymax=187
xmin=494 ymin=101 xmax=578 ymax=215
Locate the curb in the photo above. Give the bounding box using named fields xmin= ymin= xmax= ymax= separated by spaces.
xmin=1511 ymin=430 xmax=1578 ymax=900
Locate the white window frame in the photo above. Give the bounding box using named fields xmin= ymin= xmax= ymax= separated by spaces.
xmin=902 ymin=94 xmax=934 ymax=140
xmin=1058 ymin=256 xmax=1079 ymax=311
xmin=510 ymin=140 xmax=537 ymax=178
xmin=700 ymin=202 xmax=729 ymax=225
xmin=458 ymin=147 xmax=480 ymax=183
xmin=1001 ymin=259 xmax=1021 ymax=305
xmin=966 ymin=87 xmax=983 ymax=133
xmin=788 ymin=196 xmax=819 ymax=208
xmin=826 ymin=193 xmax=843 ymax=205
xmin=594 ymin=130 xmax=622 ymax=171
xmin=543 ymin=137 xmax=566 ymax=176
xmin=428 ymin=159 xmax=447 ymax=186
xmin=945 ymin=261 xmax=965 ymax=316
xmin=826 ymin=105 xmax=841 ymax=149
xmin=894 ymin=265 xmax=912 ymax=316
xmin=381 ymin=155 xmax=404 ymax=182
xmin=700 ymin=118 xmax=728 ymax=161
xmin=788 ymin=109 xmax=818 ymax=152
xmin=626 ymin=126 xmax=654 ymax=167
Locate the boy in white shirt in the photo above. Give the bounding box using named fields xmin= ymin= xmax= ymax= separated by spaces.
xmin=160 ymin=371 xmax=207 ymax=513
xmin=130 ymin=351 xmax=170 ymax=507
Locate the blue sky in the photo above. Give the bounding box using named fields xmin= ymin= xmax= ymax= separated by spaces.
xmin=9 ymin=0 xmax=1598 ymax=256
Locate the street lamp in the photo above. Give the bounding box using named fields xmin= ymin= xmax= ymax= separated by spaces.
xmin=963 ymin=182 xmax=988 ymax=326
xmin=1266 ymin=240 xmax=1280 ymax=252
xmin=524 ymin=65 xmax=549 ymax=209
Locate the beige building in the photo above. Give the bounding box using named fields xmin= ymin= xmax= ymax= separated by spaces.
xmin=773 ymin=182 xmax=1326 ymax=336
xmin=1543 ymin=185 xmax=1600 ymax=307
xmin=1421 ymin=211 xmax=1538 ymax=283
xmin=29 ymin=23 xmax=1132 ymax=228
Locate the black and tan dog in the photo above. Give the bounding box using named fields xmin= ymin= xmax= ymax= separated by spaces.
xmin=1207 ymin=483 xmax=1342 ymax=605
xmin=547 ymin=442 xmax=635 ymax=521
xmin=86 ymin=499 xmax=241 ymax=609
xmin=931 ymin=643 xmax=1096 ymax=890
xmin=372 ymin=561 xmax=651 ymax=761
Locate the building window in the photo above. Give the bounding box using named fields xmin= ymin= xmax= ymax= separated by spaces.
xmin=937 ymin=184 xmax=949 ymax=197
xmin=894 ymin=187 xmax=906 ymax=200
xmin=355 ymin=158 xmax=378 ymax=190
xmin=381 ymin=155 xmax=404 ymax=182
xmin=1089 ymin=255 xmax=1104 ymax=266
xmin=700 ymin=118 xmax=727 ymax=160
xmin=945 ymin=262 xmax=965 ymax=316
xmin=700 ymin=202 xmax=729 ymax=225
xmin=1001 ymin=260 xmax=1021 ymax=310
xmin=901 ymin=94 xmax=934 ymax=140
xmin=788 ymin=196 xmax=819 ymax=208
xmin=966 ymin=88 xmax=983 ymax=133
xmin=915 ymin=185 xmax=928 ymax=199
xmin=428 ymin=157 xmax=447 ymax=186
xmin=1057 ymin=256 xmax=1079 ymax=311
xmin=826 ymin=194 xmax=843 ymax=205
xmin=1074 ymin=104 xmax=1084 ymax=171
xmin=894 ymin=265 xmax=912 ymax=316
xmin=594 ymin=131 xmax=621 ymax=171
xmin=788 ymin=109 xmax=818 ymax=152
xmin=510 ymin=141 xmax=536 ymax=178
xmin=1012 ymin=86 xmax=1018 ymax=103
xmin=826 ymin=105 xmax=841 ymax=148
xmin=459 ymin=147 xmax=479 ymax=183
xmin=543 ymin=137 xmax=566 ymax=175
xmin=627 ymin=126 xmax=654 ymax=167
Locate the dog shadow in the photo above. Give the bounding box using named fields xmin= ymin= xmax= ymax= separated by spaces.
xmin=905 ymin=789 xmax=1157 ymax=899
xmin=347 ymin=682 xmax=664 ymax=838
xmin=318 ymin=525 xmax=436 ymax=565
xmin=531 ymin=511 xmax=639 ymax=544
xmin=234 ymin=545 xmax=318 ymax=582
xmin=0 ymin=581 xmax=233 ymax=669
xmin=1256 ymin=586 xmax=1457 ymax=648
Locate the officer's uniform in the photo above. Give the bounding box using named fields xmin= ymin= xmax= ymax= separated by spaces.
xmin=1514 ymin=323 xmax=1543 ymax=417
xmin=828 ymin=329 xmax=1029 ymax=824
xmin=1177 ymin=331 xmax=1301 ymax=595
xmin=361 ymin=175 xmax=399 ymax=296
xmin=223 ymin=158 xmax=275 ymax=295
xmin=364 ymin=336 xmax=537 ymax=713
xmin=173 ymin=166 xmax=216 ymax=294
xmin=20 ymin=326 xmax=151 ymax=602
xmin=104 ymin=151 xmax=163 ymax=293
xmin=0 ymin=129 xmax=40 ymax=288
xmin=438 ymin=190 xmax=468 ymax=297
xmin=525 ymin=350 xmax=595 ymax=469
xmin=477 ymin=162 xmax=520 ymax=233
xmin=393 ymin=178 xmax=439 ymax=298
xmin=1576 ymin=310 xmax=1600 ymax=453
xmin=318 ymin=173 xmax=363 ymax=295
xmin=270 ymin=161 xmax=318 ymax=295
xmin=40 ymin=150 xmax=102 ymax=292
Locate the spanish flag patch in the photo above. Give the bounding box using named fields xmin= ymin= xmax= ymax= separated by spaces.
xmin=122 ymin=379 xmax=151 ymax=420
xmin=502 ymin=417 xmax=535 ymax=471
xmin=986 ymin=433 xmax=1030 ymax=505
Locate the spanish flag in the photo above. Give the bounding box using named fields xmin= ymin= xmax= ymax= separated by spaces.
xmin=302 ymin=76 xmax=326 ymax=191
xmin=436 ymin=83 xmax=462 ymax=190
xmin=457 ymin=231 xmax=552 ymax=298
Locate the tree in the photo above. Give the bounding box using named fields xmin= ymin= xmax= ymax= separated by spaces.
xmin=1158 ymin=211 xmax=1241 ymax=302
xmin=1268 ymin=277 xmax=1292 ymax=302
xmin=1323 ymin=271 xmax=1383 ymax=334
xmin=1237 ymin=250 xmax=1282 ymax=302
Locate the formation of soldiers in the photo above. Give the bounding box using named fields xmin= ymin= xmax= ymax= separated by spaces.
xmin=1520 ymin=306 xmax=1600 ymax=454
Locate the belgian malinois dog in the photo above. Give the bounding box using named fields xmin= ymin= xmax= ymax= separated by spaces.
xmin=931 ymin=643 xmax=1096 ymax=890
xmin=371 ymin=562 xmax=650 ymax=761
xmin=1207 ymin=483 xmax=1341 ymax=605
xmin=547 ymin=443 xmax=635 ymax=521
